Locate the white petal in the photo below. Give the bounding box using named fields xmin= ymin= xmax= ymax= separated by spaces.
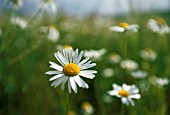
xmin=80 ymin=70 xmax=97 ymax=74
xmin=45 ymin=71 xmax=61 ymax=75
xmin=128 ymin=98 xmax=135 ymax=106
xmin=54 ymin=53 xmax=65 ymax=66
xmin=69 ymin=48 xmax=73 ymax=63
xmin=122 ymin=84 xmax=131 ymax=91
xmin=76 ymin=51 xmax=83 ymax=64
xmin=80 ymin=63 xmax=96 ymax=70
xmin=70 ymin=77 xmax=77 ymax=93
xmin=61 ymin=76 xmax=69 ymax=90
xmin=129 ymin=94 xmax=141 ymax=99
xmin=63 ymin=49 xmax=69 ymax=63
xmin=57 ymin=51 xmax=68 ymax=64
xmin=78 ymin=58 xmax=89 ymax=66
xmin=49 ymin=61 xmax=63 ymax=71
xmin=51 ymin=77 xmax=64 ymax=87
xmin=73 ymin=49 xmax=78 ymax=64
xmin=76 ymin=76 xmax=89 ymax=89
xmin=74 ymin=76 xmax=83 ymax=87
xmin=109 ymin=26 xmax=125 ymax=32
xmin=68 ymin=79 xmax=72 ymax=93
xmin=79 ymin=72 xmax=95 ymax=79
xmin=121 ymin=97 xmax=129 ymax=106
xmin=49 ymin=74 xmax=64 ymax=81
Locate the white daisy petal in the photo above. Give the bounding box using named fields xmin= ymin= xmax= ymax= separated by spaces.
xmin=77 ymin=76 xmax=89 ymax=89
xmin=69 ymin=48 xmax=73 ymax=63
xmin=68 ymin=79 xmax=72 ymax=93
xmin=73 ymin=76 xmax=83 ymax=87
xmin=51 ymin=77 xmax=65 ymax=87
xmin=49 ymin=74 xmax=64 ymax=81
xmin=78 ymin=58 xmax=89 ymax=66
xmin=61 ymin=76 xmax=69 ymax=90
xmin=54 ymin=53 xmax=65 ymax=66
xmin=73 ymin=49 xmax=78 ymax=63
xmin=79 ymin=72 xmax=95 ymax=79
xmin=76 ymin=51 xmax=83 ymax=64
xmin=109 ymin=26 xmax=125 ymax=32
xmin=49 ymin=61 xmax=63 ymax=71
xmin=63 ymin=49 xmax=69 ymax=63
xmin=80 ymin=70 xmax=97 ymax=74
xmin=128 ymin=98 xmax=135 ymax=106
xmin=57 ymin=51 xmax=68 ymax=64
xmin=129 ymin=94 xmax=141 ymax=99
xmin=45 ymin=71 xmax=61 ymax=75
xmin=70 ymin=77 xmax=77 ymax=93
xmin=121 ymin=97 xmax=129 ymax=105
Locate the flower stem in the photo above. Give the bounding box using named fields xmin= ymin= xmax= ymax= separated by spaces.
xmin=66 ymin=91 xmax=70 ymax=115
xmin=121 ymin=104 xmax=125 ymax=115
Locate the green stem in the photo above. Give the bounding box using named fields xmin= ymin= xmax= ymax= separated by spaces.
xmin=66 ymin=91 xmax=70 ymax=115
xmin=121 ymin=104 xmax=125 ymax=115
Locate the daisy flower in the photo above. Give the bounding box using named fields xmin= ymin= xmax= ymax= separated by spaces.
xmin=109 ymin=22 xmax=139 ymax=33
xmin=40 ymin=25 xmax=60 ymax=42
xmin=140 ymin=48 xmax=157 ymax=61
xmin=148 ymin=18 xmax=170 ymax=35
xmin=131 ymin=70 xmax=147 ymax=79
xmin=110 ymin=52 xmax=121 ymax=64
xmin=11 ymin=16 xmax=27 ymax=29
xmin=9 ymin=0 xmax=23 ymax=9
xmin=84 ymin=48 xmax=106 ymax=61
xmin=120 ymin=59 xmax=138 ymax=71
xmin=102 ymin=68 xmax=114 ymax=78
xmin=81 ymin=102 xmax=94 ymax=114
xmin=45 ymin=48 xmax=97 ymax=93
xmin=39 ymin=0 xmax=58 ymax=14
xmin=56 ymin=44 xmax=73 ymax=52
xmin=150 ymin=76 xmax=169 ymax=87
xmin=108 ymin=83 xmax=141 ymax=106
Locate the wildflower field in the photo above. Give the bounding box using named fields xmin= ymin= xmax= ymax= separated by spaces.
xmin=0 ymin=0 xmax=170 ymax=115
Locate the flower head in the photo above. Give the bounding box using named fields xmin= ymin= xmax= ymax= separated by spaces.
xmin=11 ymin=16 xmax=27 ymax=29
xmin=120 ymin=59 xmax=138 ymax=71
xmin=109 ymin=22 xmax=139 ymax=33
xmin=81 ymin=102 xmax=94 ymax=114
xmin=10 ymin=0 xmax=23 ymax=9
xmin=110 ymin=52 xmax=121 ymax=64
xmin=140 ymin=48 xmax=157 ymax=61
xmin=46 ymin=48 xmax=97 ymax=93
xmin=40 ymin=25 xmax=60 ymax=42
xmin=131 ymin=70 xmax=147 ymax=79
xmin=84 ymin=48 xmax=106 ymax=61
xmin=148 ymin=18 xmax=170 ymax=35
xmin=40 ymin=0 xmax=58 ymax=14
xmin=108 ymin=84 xmax=141 ymax=106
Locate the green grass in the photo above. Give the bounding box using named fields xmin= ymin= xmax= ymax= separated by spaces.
xmin=0 ymin=10 xmax=170 ymax=115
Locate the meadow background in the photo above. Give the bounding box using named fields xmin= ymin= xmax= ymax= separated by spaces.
xmin=0 ymin=0 xmax=170 ymax=115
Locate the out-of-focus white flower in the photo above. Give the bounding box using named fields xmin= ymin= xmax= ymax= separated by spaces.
xmin=109 ymin=22 xmax=139 ymax=33
xmin=150 ymin=76 xmax=169 ymax=87
xmin=120 ymin=59 xmax=138 ymax=71
xmin=68 ymin=111 xmax=76 ymax=115
xmin=102 ymin=68 xmax=114 ymax=78
xmin=46 ymin=49 xmax=97 ymax=93
xmin=148 ymin=18 xmax=170 ymax=35
xmin=102 ymin=94 xmax=114 ymax=104
xmin=108 ymin=83 xmax=141 ymax=106
xmin=84 ymin=48 xmax=106 ymax=61
xmin=140 ymin=48 xmax=157 ymax=61
xmin=11 ymin=17 xmax=27 ymax=29
xmin=9 ymin=0 xmax=23 ymax=9
xmin=110 ymin=53 xmax=121 ymax=64
xmin=82 ymin=102 xmax=94 ymax=115
xmin=131 ymin=70 xmax=147 ymax=79
xmin=40 ymin=25 xmax=60 ymax=42
xmin=39 ymin=0 xmax=58 ymax=14
xmin=56 ymin=44 xmax=73 ymax=52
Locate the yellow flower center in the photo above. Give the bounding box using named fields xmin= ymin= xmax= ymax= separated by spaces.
xmin=118 ymin=90 xmax=129 ymax=97
xmin=14 ymin=0 xmax=20 ymax=4
xmin=119 ymin=22 xmax=129 ymax=28
xmin=64 ymin=45 xmax=73 ymax=51
xmin=49 ymin=25 xmax=57 ymax=30
xmin=157 ymin=18 xmax=167 ymax=25
xmin=63 ymin=63 xmax=80 ymax=76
